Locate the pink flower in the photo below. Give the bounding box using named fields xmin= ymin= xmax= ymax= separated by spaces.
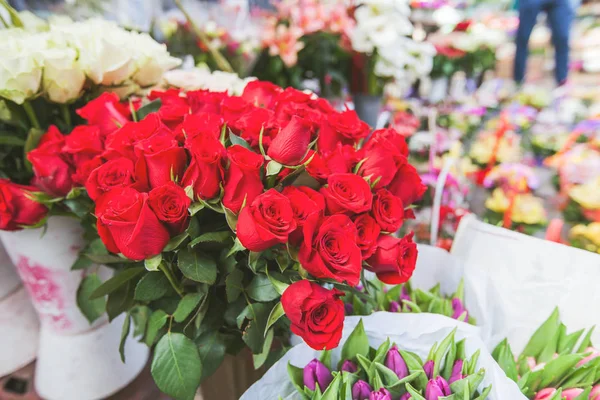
xmin=563 ymin=388 xmax=584 ymax=400
xmin=577 ymin=347 xmax=600 ymax=367
xmin=268 ymin=25 xmax=305 ymax=67
xmin=534 ymin=388 xmax=556 ymax=400
xmin=590 ymin=384 xmax=600 ymax=400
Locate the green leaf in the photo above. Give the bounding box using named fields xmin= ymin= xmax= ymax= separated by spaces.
xmin=373 ymin=362 xmax=401 ymax=386
xmin=287 ymin=362 xmax=306 ymax=394
xmin=189 ymin=231 xmax=232 ymax=248
xmin=178 ymin=248 xmax=217 ymax=284
xmin=151 ymin=332 xmax=202 ymax=400
xmin=253 ymin=328 xmax=274 ymax=369
xmin=341 ymin=319 xmax=370 ymax=363
xmin=266 ymin=269 xmax=289 ymax=295
xmin=71 ymin=254 xmax=93 ymax=270
xmin=173 ymin=293 xmax=204 ymax=323
xmin=119 ymin=313 xmax=131 ymax=362
xmin=522 ymin=308 xmax=560 ymax=358
xmin=145 ymin=254 xmax=163 ymax=271
xmin=450 ymin=369 xmax=485 ymax=398
xmin=76 ymin=274 xmax=106 ymax=323
xmin=433 ymin=329 xmax=456 ymax=377
xmin=240 ymin=302 xmax=271 ymax=354
xmin=266 ymin=161 xmax=283 ymax=176
xmin=247 ymin=274 xmax=279 ymax=302
xmin=265 ymin=302 xmax=285 ymax=335
xmin=399 ymin=350 xmax=428 ymax=390
xmin=229 ymin=132 xmax=252 ymax=150
xmin=539 ymin=354 xmax=584 ymax=388
xmin=320 ymin=372 xmax=344 ymax=400
xmin=106 ymin=281 xmax=135 ymax=322
xmin=224 ymin=206 xmax=239 ymax=233
xmin=164 ymin=232 xmax=190 ymax=252
xmin=558 ymin=327 xmax=584 ymax=354
xmin=577 ymin=326 xmax=596 ymax=353
xmin=405 ymin=382 xmax=427 ymax=400
xmin=474 ymin=385 xmax=492 ymax=400
xmin=130 ymin=305 xmax=149 ymax=338
xmin=90 ymin=267 xmax=145 ymax=299
xmin=137 ymin=99 xmax=162 ymax=120
xmin=134 ymin=272 xmax=171 ymax=302
xmin=196 ymin=331 xmax=227 ymax=381
xmin=145 ymin=310 xmax=168 ymax=347
xmin=225 ymin=269 xmax=245 ymax=302
xmin=491 ymin=339 xmax=518 ymax=382
xmin=573 ymin=387 xmax=592 ymax=400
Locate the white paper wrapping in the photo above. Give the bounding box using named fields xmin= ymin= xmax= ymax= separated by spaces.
xmin=242 ymin=313 xmax=526 ymax=400
xmin=451 ymin=215 xmax=600 ymax=353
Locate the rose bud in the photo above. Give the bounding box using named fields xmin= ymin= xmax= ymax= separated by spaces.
xmin=371 ymin=189 xmax=404 ymax=232
xmin=449 ymin=360 xmax=464 ymax=384
xmin=0 ymin=180 xmax=48 ymax=231
xmin=148 ymin=182 xmax=191 ymax=235
xmin=352 ymin=380 xmax=372 ymax=400
xmin=425 ymin=376 xmax=451 ymax=399
xmin=423 ymin=360 xmax=434 ymax=379
xmin=268 ymin=115 xmax=316 ymax=166
xmin=237 ymin=189 xmax=297 ymax=252
xmin=534 ymin=388 xmax=557 ymax=400
xmin=341 ymin=360 xmax=358 ymax=373
xmin=577 ymin=347 xmax=600 ymax=367
xmin=354 ymin=214 xmax=381 ymax=259
xmin=388 ymin=162 xmax=427 ymax=207
xmin=590 ymin=384 xmax=600 ymax=400
xmin=563 ymin=388 xmax=585 ymax=400
xmin=281 ymin=280 xmax=344 ymax=350
xmin=451 ymin=298 xmax=469 ymax=322
xmin=366 ymin=233 xmax=417 ymax=285
xmin=222 ymin=145 xmax=264 ymax=214
xmin=369 ymin=388 xmax=392 ymax=400
xmin=389 ymin=301 xmax=400 ymax=313
xmin=85 ymin=158 xmax=137 ymax=201
xmin=95 ymin=187 xmax=170 ymax=261
xmin=321 ymin=173 xmax=373 ymax=215
xmin=303 ymin=359 xmax=333 ymax=392
xmin=385 ymin=346 xmax=408 ymax=379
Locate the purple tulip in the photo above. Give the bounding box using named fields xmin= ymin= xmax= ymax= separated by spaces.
xmin=449 ymin=359 xmax=464 ymax=384
xmin=352 ymin=380 xmax=372 ymax=400
xmin=389 ymin=300 xmax=401 ymax=313
xmin=400 ymin=394 xmax=412 ymax=400
xmin=423 ymin=360 xmax=434 ymax=379
xmin=303 ymin=359 xmax=333 ymax=391
xmin=385 ymin=346 xmax=408 ymax=379
xmin=400 ymin=286 xmax=412 ymax=311
xmin=369 ymin=388 xmax=392 ymax=400
xmin=451 ymin=298 xmax=468 ymax=321
xmin=341 ymin=360 xmax=358 ymax=373
xmin=425 ymin=377 xmax=451 ymax=399
xmin=345 ymin=303 xmax=354 ymax=314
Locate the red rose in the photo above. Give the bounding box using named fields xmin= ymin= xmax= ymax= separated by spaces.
xmin=454 ymin=20 xmax=472 ymax=32
xmin=358 ymin=145 xmax=403 ymax=189
xmin=306 ymin=145 xmax=358 ymax=182
xmin=364 ymin=128 xmax=409 ymax=157
xmin=371 ymin=189 xmax=404 ymax=232
xmin=353 ymin=214 xmax=381 ymax=259
xmin=72 ymin=156 xmax=104 ymax=186
xmin=148 ymin=182 xmax=191 ymax=235
xmin=187 ymin=90 xmax=227 ymax=114
xmin=179 ymin=112 xmax=223 ymax=143
xmin=76 ymin=92 xmax=130 ymax=135
xmin=267 ymin=116 xmax=315 ymax=166
xmin=221 ymin=95 xmax=251 ymax=123
xmin=237 ymin=189 xmax=297 ymax=251
xmin=148 ymin=89 xmax=189 ymax=129
xmin=85 ymin=158 xmax=137 ymax=200
xmin=281 ymin=280 xmax=344 ymax=350
xmin=318 ymin=110 xmax=370 ymax=152
xmin=62 ymin=125 xmax=104 ymax=165
xmin=229 ymin=107 xmax=277 ymax=148
xmin=388 ymin=163 xmax=427 ymax=206
xmin=27 ymin=126 xmax=75 ymax=196
xmin=321 ymin=173 xmax=373 ymax=215
xmin=275 ymin=87 xmax=313 ymax=108
xmin=275 ymin=102 xmax=324 ymax=127
xmin=96 ymin=187 xmax=170 ymax=260
xmin=104 ymin=114 xmax=171 ymax=161
xmin=222 ymin=145 xmax=264 ymax=214
xmin=241 ymin=80 xmax=282 ymax=108
xmin=0 ymin=180 xmax=47 ymax=231
xmin=134 ymin=133 xmax=187 ymax=190
xmin=366 ymin=233 xmax=417 ymax=284
xmin=299 ymin=214 xmax=362 ymax=286
xmin=282 ymin=186 xmax=325 ymax=243
xmin=181 ymin=134 xmax=226 ymax=200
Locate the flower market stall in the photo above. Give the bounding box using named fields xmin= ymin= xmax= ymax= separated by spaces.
xmin=0 ymin=0 xmax=599 ymax=399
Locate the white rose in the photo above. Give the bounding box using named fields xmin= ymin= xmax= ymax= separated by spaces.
xmin=0 ymin=34 xmax=44 ymax=104
xmin=41 ymin=47 xmax=85 ymax=103
xmin=131 ymin=32 xmax=182 ymax=87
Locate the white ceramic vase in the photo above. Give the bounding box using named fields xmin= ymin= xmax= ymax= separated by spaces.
xmin=0 ymin=216 xmax=148 ymax=400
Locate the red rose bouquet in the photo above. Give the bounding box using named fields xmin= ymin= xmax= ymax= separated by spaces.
xmin=19 ymin=79 xmax=425 ymax=399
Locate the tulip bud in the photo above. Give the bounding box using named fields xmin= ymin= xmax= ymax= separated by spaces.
xmin=352 ymin=380 xmax=372 ymax=400
xmin=563 ymin=388 xmax=584 ymax=400
xmin=389 ymin=301 xmax=400 ymax=313
xmin=400 ymin=394 xmax=412 ymax=400
xmin=345 ymin=303 xmax=354 ymax=314
xmin=449 ymin=359 xmax=464 ymax=384
xmin=341 ymin=360 xmax=358 ymax=373
xmin=576 ymin=347 xmax=600 ymax=367
xmin=590 ymin=384 xmax=600 ymax=400
xmin=533 ymin=388 xmax=557 ymax=400
xmin=451 ymin=298 xmax=468 ymax=321
xmin=423 ymin=360 xmax=434 ymax=379
xmin=303 ymin=359 xmax=333 ymax=391
xmin=385 ymin=346 xmax=408 ymax=379
xmin=369 ymin=388 xmax=392 ymax=400
xmin=425 ymin=377 xmax=451 ymax=400
xmin=526 ymin=356 xmax=537 ymax=370
xmin=400 ymin=286 xmax=411 ymax=302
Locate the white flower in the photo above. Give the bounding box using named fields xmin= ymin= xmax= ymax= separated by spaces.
xmin=162 ymin=68 xmax=255 ymax=95
xmin=41 ymin=47 xmax=85 ymax=103
xmin=130 ymin=32 xmax=181 ymax=87
xmin=0 ymin=34 xmax=45 ymax=104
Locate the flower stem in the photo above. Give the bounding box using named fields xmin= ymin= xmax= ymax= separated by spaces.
xmin=173 ymin=0 xmax=234 ymax=73
xmin=61 ymin=104 xmax=72 ymax=131
xmin=22 ymin=102 xmax=40 ymax=130
xmin=159 ymin=262 xmax=185 ymax=298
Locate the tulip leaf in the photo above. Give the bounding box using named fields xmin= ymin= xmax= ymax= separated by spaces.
xmin=539 ymin=354 xmax=584 ymax=388
xmin=521 ymin=308 xmax=560 ymax=358
xmin=558 ymin=327 xmax=585 ymax=354
xmin=450 ymin=368 xmax=485 ymax=398
xmin=341 ymin=319 xmax=370 ymax=364
xmin=538 ymin=325 xmax=562 ymax=362
xmin=151 ymin=332 xmax=202 ymax=400
xmin=178 ymin=248 xmax=217 ymax=284
xmin=373 ymin=362 xmax=401 ymax=386
xmin=145 ymin=310 xmax=168 ymax=346
xmin=372 ymin=338 xmax=392 ymax=365
xmin=466 ymin=350 xmax=480 ymax=376
xmin=136 ymin=99 xmax=162 ymax=121
xmin=196 ymin=331 xmax=227 ymax=381
xmin=247 ymin=274 xmax=279 ymax=302
xmin=287 ymin=362 xmax=307 ymax=395
xmin=320 ymin=372 xmax=343 ymax=400
xmin=442 ymin=337 xmax=458 ymax=381
xmin=134 ymin=272 xmax=172 ymax=302
xmin=576 ymin=326 xmax=596 ymax=353
xmin=387 ymin=371 xmax=425 ymax=391
xmin=356 ymin=354 xmax=373 ymax=381
xmin=433 ymin=329 xmax=456 ymax=377
xmin=405 ymin=382 xmax=427 ymax=400
xmin=399 ymin=350 xmax=428 ymax=390
xmin=173 ymin=293 xmax=204 ymax=323
xmin=474 ymin=385 xmax=492 ymax=400
xmin=76 ymin=274 xmax=106 ymax=323
xmin=491 ymin=339 xmax=518 ymax=382
xmin=572 ymin=386 xmax=592 ymax=400
xmin=90 ymin=266 xmax=145 ymax=299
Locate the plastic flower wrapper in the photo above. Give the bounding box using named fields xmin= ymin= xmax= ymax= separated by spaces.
xmin=343 ymin=278 xmax=476 ymax=325
xmin=564 ymin=177 xmax=600 ymax=224
xmin=569 ymin=223 xmax=600 ymax=254
xmin=492 ymin=308 xmax=600 ymax=399
xmin=483 ymin=188 xmax=547 ymax=235
xmin=242 ymin=313 xmax=526 ymax=400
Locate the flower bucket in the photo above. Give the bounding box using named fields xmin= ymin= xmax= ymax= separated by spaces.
xmin=352 ymin=94 xmax=383 ymax=128
xmin=0 ymin=216 xmax=148 ymax=399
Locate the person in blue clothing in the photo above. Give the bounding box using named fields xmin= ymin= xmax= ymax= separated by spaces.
xmin=514 ymin=0 xmax=578 ymax=86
